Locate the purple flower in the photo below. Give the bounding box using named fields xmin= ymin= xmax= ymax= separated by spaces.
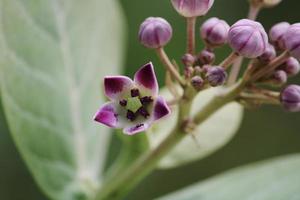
xmin=269 ymin=22 xmax=290 ymax=50
xmin=139 ymin=17 xmax=173 ymax=49
xmin=94 ymin=62 xmax=171 ymax=135
xmin=200 ymin=17 xmax=230 ymax=47
xmin=228 ymin=19 xmax=268 ymax=58
xmin=205 ymin=66 xmax=227 ymax=87
xmin=171 ymin=0 xmax=214 ymax=18
xmin=280 ymin=85 xmax=300 ymax=112
xmin=284 ymin=23 xmax=300 ymax=60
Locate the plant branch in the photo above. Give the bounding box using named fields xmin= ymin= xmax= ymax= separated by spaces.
xmin=219 ymin=52 xmax=240 ymax=69
xmin=251 ymin=51 xmax=290 ymax=82
xmin=95 ymin=79 xmax=248 ymax=200
xmin=156 ymin=47 xmax=186 ymax=86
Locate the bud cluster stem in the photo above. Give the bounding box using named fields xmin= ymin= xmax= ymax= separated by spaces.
xmin=156 ymin=47 xmax=186 ymax=86
xmin=186 ymin=17 xmax=197 ymax=55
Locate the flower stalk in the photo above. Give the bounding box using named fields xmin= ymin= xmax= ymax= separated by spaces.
xmin=156 ymin=47 xmax=186 ymax=86
xmin=186 ymin=17 xmax=197 ymax=55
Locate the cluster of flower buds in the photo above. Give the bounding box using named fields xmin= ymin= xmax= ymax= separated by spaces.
xmin=95 ymin=0 xmax=300 ymax=135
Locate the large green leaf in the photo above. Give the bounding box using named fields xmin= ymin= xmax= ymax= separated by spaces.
xmin=0 ymin=0 xmax=125 ymax=199
xmin=159 ymin=153 xmax=300 ymax=200
xmin=148 ymin=87 xmax=243 ymax=169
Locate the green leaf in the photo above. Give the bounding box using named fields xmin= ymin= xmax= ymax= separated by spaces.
xmin=159 ymin=154 xmax=300 ymax=200
xmin=147 ymin=87 xmax=243 ymax=169
xmin=0 ymin=0 xmax=125 ymax=199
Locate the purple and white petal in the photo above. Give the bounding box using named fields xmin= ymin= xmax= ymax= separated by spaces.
xmin=134 ymin=62 xmax=159 ymax=96
xmin=94 ymin=102 xmax=120 ymax=128
xmin=152 ymin=96 xmax=171 ymax=121
xmin=104 ymin=76 xmax=134 ymax=100
xmin=123 ymin=123 xmax=150 ymax=135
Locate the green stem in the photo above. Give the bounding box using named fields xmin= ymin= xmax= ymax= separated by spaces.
xmin=194 ymin=79 xmax=247 ymax=124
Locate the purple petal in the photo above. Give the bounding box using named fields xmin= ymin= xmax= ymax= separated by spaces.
xmin=104 ymin=76 xmax=134 ymax=100
xmin=94 ymin=102 xmax=119 ymax=128
xmin=134 ymin=62 xmax=159 ymax=96
xmin=123 ymin=123 xmax=150 ymax=135
xmin=153 ymin=96 xmax=171 ymax=121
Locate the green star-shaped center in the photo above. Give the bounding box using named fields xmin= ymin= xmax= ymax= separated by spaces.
xmin=126 ymin=96 xmax=142 ymax=113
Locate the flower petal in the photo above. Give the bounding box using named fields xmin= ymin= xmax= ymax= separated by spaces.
xmin=104 ymin=76 xmax=134 ymax=100
xmin=94 ymin=102 xmax=119 ymax=128
xmin=153 ymin=96 xmax=171 ymax=121
xmin=123 ymin=123 xmax=150 ymax=135
xmin=134 ymin=62 xmax=159 ymax=96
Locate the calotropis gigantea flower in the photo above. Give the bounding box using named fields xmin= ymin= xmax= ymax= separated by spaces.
xmin=94 ymin=62 xmax=171 ymax=135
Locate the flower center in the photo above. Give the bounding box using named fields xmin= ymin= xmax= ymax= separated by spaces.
xmin=119 ymin=89 xmax=153 ymax=121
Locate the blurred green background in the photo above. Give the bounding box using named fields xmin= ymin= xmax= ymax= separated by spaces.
xmin=1 ymin=0 xmax=300 ymax=199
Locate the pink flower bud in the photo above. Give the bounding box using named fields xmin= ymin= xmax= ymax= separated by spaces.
xmin=139 ymin=17 xmax=173 ymax=49
xmin=200 ymin=17 xmax=230 ymax=47
xmin=269 ymin=22 xmax=290 ymax=50
xmin=259 ymin=43 xmax=276 ymax=63
xmin=199 ymin=49 xmax=215 ymax=65
xmin=191 ymin=76 xmax=204 ymax=90
xmin=272 ymin=70 xmax=287 ymax=86
xmin=284 ymin=23 xmax=300 ymax=60
xmin=205 ymin=66 xmax=227 ymax=87
xmin=181 ymin=53 xmax=196 ymax=66
xmin=171 ymin=0 xmax=214 ymax=18
xmin=280 ymin=57 xmax=300 ymax=77
xmin=228 ymin=19 xmax=268 ymax=58
xmin=280 ymin=85 xmax=300 ymax=112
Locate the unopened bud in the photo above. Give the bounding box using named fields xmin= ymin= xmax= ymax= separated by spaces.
xmin=199 ymin=49 xmax=215 ymax=65
xmin=206 ymin=66 xmax=227 ymax=87
xmin=228 ymin=19 xmax=268 ymax=58
xmin=191 ymin=76 xmax=204 ymax=90
xmin=139 ymin=17 xmax=173 ymax=49
xmin=280 ymin=57 xmax=300 ymax=77
xmin=269 ymin=22 xmax=290 ymax=50
xmin=280 ymin=85 xmax=300 ymax=112
xmin=181 ymin=54 xmax=196 ymax=66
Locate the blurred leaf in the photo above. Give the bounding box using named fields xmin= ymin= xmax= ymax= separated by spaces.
xmin=159 ymin=153 xmax=300 ymax=200
xmin=147 ymin=87 xmax=243 ymax=169
xmin=0 ymin=0 xmax=125 ymax=199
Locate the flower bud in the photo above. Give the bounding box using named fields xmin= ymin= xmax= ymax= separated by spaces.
xmin=228 ymin=19 xmax=268 ymax=58
xmin=259 ymin=43 xmax=276 ymax=63
xmin=191 ymin=76 xmax=204 ymax=90
xmin=171 ymin=0 xmax=214 ymax=18
xmin=200 ymin=17 xmax=230 ymax=47
xmin=205 ymin=66 xmax=227 ymax=87
xmin=269 ymin=22 xmax=290 ymax=50
xmin=280 ymin=57 xmax=300 ymax=77
xmin=199 ymin=49 xmax=215 ymax=65
xmin=181 ymin=53 xmax=196 ymax=66
xmin=280 ymin=85 xmax=300 ymax=112
xmin=284 ymin=23 xmax=300 ymax=60
xmin=271 ymin=70 xmax=287 ymax=86
xmin=139 ymin=17 xmax=173 ymax=49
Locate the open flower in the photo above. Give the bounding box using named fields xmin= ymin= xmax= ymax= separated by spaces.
xmin=94 ymin=62 xmax=171 ymax=135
